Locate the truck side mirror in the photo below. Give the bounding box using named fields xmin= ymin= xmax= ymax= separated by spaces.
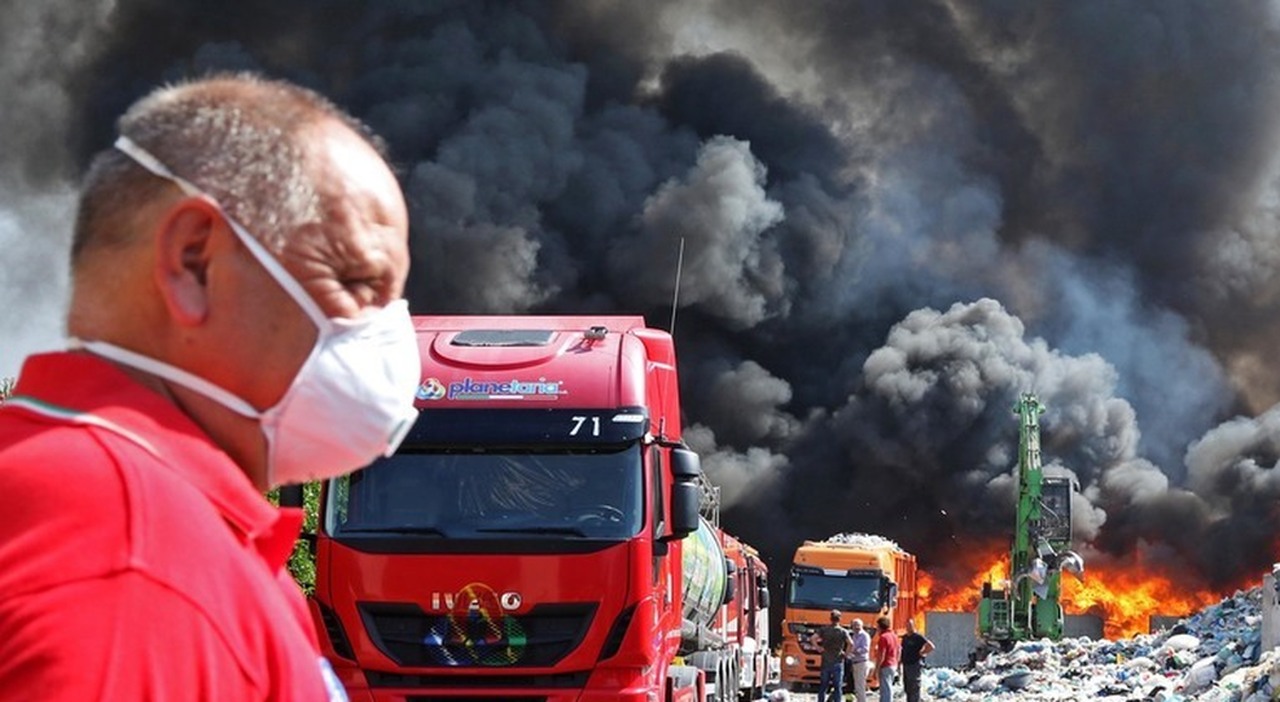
xmin=665 ymin=448 xmax=701 ymax=540
xmin=881 ymin=579 xmax=899 ymax=608
xmin=752 ymin=573 xmax=773 ymax=607
xmin=723 ymin=558 xmax=738 ymax=606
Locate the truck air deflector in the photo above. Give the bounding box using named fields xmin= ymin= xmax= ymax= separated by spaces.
xmin=597 ymin=603 xmax=638 ymax=662
xmin=316 ymin=599 xmax=356 ymax=661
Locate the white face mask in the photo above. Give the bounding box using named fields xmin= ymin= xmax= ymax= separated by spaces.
xmin=79 ymin=136 xmax=421 ymax=487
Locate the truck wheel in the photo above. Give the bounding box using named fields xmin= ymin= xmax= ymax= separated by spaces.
xmin=713 ymin=655 xmax=733 ymax=702
xmin=723 ymin=657 xmax=735 ymax=702
xmin=739 ymin=659 xmax=760 ymax=702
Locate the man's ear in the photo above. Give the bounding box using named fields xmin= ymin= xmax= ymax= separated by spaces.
xmin=153 ymin=196 xmax=224 ymax=326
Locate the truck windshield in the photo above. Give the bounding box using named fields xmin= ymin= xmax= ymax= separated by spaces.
xmin=324 ymin=443 xmax=643 ymax=541
xmin=787 ymin=571 xmax=883 ymax=613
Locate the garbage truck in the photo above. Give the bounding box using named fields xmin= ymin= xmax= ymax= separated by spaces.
xmin=301 ymin=315 xmax=775 ymax=702
xmin=778 ymin=533 xmax=918 ymax=689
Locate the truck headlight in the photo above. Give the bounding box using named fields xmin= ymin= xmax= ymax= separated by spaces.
xmin=784 ymin=655 xmax=796 ymax=667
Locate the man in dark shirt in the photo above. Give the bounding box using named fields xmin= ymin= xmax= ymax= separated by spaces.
xmin=812 ymin=609 xmax=852 ymax=702
xmin=899 ymin=619 xmax=935 ymax=702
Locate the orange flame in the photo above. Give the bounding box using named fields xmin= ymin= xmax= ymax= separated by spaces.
xmin=920 ymin=544 xmax=1227 ymax=639
xmin=1059 ymin=563 xmax=1220 ymax=638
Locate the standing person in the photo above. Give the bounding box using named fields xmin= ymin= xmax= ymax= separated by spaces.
xmin=900 ymin=619 xmax=935 ymax=702
xmin=875 ymin=616 xmax=901 ymax=702
xmin=846 ymin=619 xmax=873 ymax=702
xmin=813 ymin=610 xmax=853 ymax=702
xmin=0 ymin=73 xmax=420 ymax=701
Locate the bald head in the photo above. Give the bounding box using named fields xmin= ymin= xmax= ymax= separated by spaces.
xmin=73 ymin=72 xmax=387 ymax=265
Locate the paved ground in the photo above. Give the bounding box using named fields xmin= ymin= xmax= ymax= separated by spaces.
xmin=762 ymin=690 xmax=901 ymax=701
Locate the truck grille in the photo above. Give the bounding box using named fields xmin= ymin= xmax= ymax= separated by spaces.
xmin=366 ymin=671 xmax=590 ymax=688
xmin=359 ymin=602 xmax=597 ymax=668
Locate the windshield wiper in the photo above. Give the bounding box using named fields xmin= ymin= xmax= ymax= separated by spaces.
xmin=476 ymin=526 xmax=589 ymax=537
xmin=790 ymin=599 xmax=826 ymax=608
xmin=340 ymin=526 xmax=448 ymax=537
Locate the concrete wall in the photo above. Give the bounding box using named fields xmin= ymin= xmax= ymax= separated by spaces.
xmin=924 ymin=611 xmax=1104 ymax=669
xmin=924 ymin=612 xmax=978 ymax=669
xmin=1064 ymin=614 xmax=1103 ymax=640
xmin=1263 ymin=573 xmax=1280 ymax=652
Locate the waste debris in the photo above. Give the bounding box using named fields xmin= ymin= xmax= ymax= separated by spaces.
xmin=920 ymin=585 xmax=1279 ymax=701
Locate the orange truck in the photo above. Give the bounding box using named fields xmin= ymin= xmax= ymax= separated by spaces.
xmin=778 ymin=533 xmax=918 ymax=689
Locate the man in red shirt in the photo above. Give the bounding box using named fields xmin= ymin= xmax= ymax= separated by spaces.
xmin=0 ymin=73 xmax=419 ymax=700
xmin=874 ymin=615 xmax=901 ymax=702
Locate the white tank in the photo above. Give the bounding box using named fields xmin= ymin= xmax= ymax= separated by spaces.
xmin=681 ymin=517 xmax=727 ymax=628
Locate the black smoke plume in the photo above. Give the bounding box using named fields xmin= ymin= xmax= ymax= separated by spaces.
xmin=7 ymin=0 xmax=1280 ymax=605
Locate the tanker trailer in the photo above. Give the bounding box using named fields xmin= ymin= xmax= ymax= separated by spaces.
xmin=680 ymin=516 xmax=741 ymax=702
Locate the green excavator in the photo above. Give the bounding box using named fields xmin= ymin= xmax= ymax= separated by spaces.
xmin=977 ymin=393 xmax=1085 ymax=652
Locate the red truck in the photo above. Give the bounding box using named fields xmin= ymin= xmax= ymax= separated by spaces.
xmin=302 ymin=316 xmax=775 ymax=702
xmin=718 ymin=529 xmax=776 ymax=697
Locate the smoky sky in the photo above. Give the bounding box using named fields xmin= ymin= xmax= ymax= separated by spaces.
xmin=7 ymin=0 xmax=1280 ymax=598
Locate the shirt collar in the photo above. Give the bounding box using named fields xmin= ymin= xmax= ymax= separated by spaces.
xmin=8 ymin=352 xmax=290 ymax=546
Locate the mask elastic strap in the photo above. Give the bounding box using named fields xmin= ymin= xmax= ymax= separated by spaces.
xmin=72 ymin=338 xmax=263 ymax=420
xmin=223 ymin=217 xmax=329 ymax=330
xmin=113 ymin=135 xmax=202 ymax=196
xmin=112 ymin=135 xmax=330 ymax=330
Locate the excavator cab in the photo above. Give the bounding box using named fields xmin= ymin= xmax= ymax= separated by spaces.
xmin=1038 ymin=477 xmax=1073 ymax=543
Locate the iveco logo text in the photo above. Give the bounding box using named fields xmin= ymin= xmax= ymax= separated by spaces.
xmin=431 ymin=591 xmax=523 ymax=611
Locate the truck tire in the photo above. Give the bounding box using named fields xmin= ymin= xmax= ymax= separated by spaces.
xmin=739 ymin=657 xmax=760 ymax=702
xmin=724 ymin=655 xmax=741 ymax=702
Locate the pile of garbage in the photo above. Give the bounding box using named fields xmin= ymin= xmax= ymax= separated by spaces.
xmin=823 ymin=533 xmax=905 ymax=551
xmin=923 ymin=586 xmax=1280 ymax=701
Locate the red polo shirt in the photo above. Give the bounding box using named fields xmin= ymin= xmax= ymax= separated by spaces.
xmin=876 ymin=629 xmax=901 ymax=669
xmin=0 ymin=352 xmax=342 ymax=701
